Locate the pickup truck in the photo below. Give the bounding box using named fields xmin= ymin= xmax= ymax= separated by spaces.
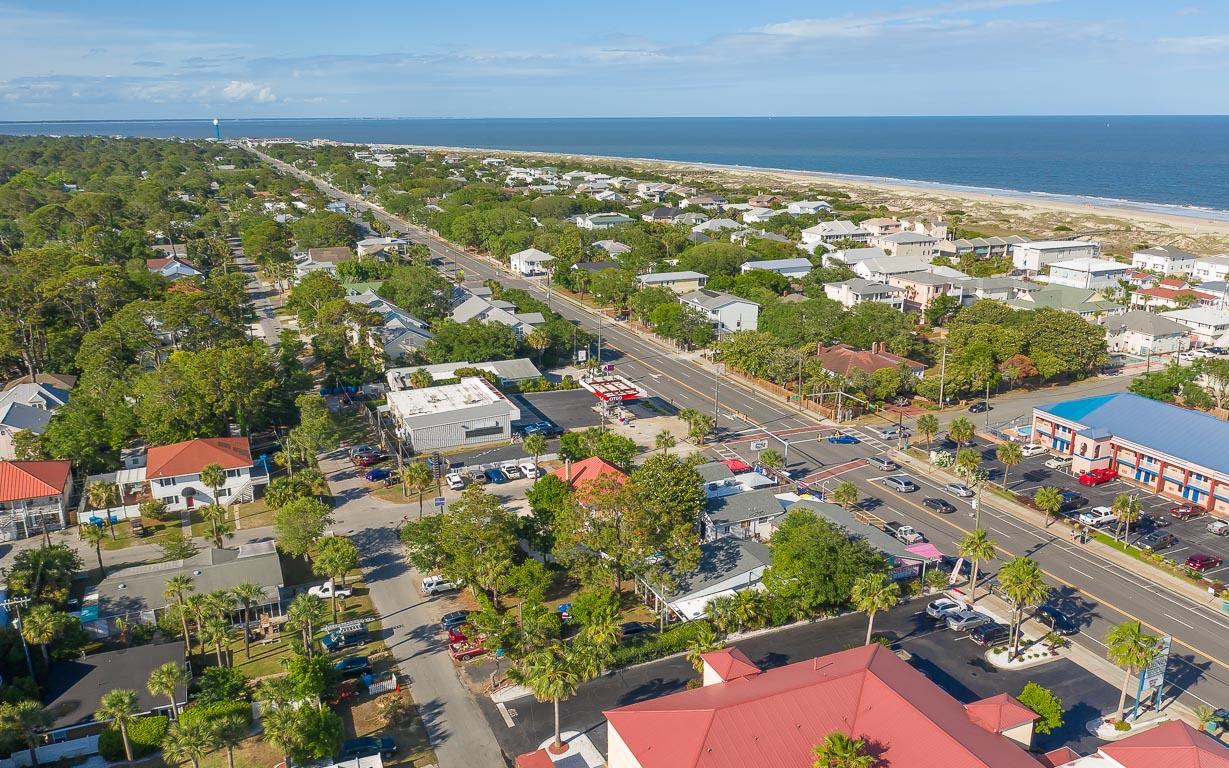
xmin=884 ymin=521 xmax=924 ymax=544
xmin=308 ymin=580 xmax=354 ymax=599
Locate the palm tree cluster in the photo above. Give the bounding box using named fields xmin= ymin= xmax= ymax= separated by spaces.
xmin=677 ymin=408 xmax=715 ymax=445
xmin=163 ymin=575 xmax=266 ymax=664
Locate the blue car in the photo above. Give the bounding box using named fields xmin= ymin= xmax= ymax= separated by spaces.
xmin=828 ymin=434 xmax=860 ymax=444
xmin=484 ymin=468 xmax=508 ymax=484
xmin=365 ymin=468 xmax=393 ymax=482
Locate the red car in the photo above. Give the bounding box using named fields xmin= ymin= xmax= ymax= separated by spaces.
xmin=355 ymin=453 xmax=388 ymax=467
xmin=1185 ymin=553 xmax=1222 ymax=571
xmin=1170 ymin=504 xmax=1205 ymax=520
xmin=448 ymin=640 xmax=488 ymax=661
xmin=447 ymin=624 xmax=474 ymax=644
xmin=1077 ymin=468 xmax=1117 ymax=486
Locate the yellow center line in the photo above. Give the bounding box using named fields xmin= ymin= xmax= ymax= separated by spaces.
xmin=873 ymin=480 xmax=1229 ymax=672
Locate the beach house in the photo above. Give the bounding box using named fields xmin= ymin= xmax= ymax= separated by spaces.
xmin=1132 ymin=245 xmax=1198 ymax=276
xmin=1011 ymin=240 xmax=1100 ymax=275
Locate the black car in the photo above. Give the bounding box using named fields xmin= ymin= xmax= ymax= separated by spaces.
xmin=922 ymin=497 xmax=957 ymax=514
xmin=1137 ymin=511 xmax=1172 ymax=530
xmin=968 ymin=402 xmax=989 ymax=414
xmin=620 ymin=621 xmax=653 ymax=638
xmin=333 ymin=655 xmax=372 ymax=677
xmin=340 ymin=737 xmax=397 ymax=760
xmin=970 ymin=622 xmax=1010 ymax=647
xmin=1059 ymin=491 xmax=1088 ymax=512
xmin=441 ymin=610 xmax=477 ymax=631
xmin=1034 ymin=605 xmax=1078 ymax=635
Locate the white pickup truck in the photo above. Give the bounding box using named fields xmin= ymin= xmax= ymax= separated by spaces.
xmin=308 ymin=580 xmax=353 ymax=599
xmin=884 ymin=521 xmax=924 ymax=544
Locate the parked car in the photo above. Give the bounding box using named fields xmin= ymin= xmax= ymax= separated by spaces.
xmin=1139 ymin=531 xmax=1178 ymax=552
xmin=1076 ymin=507 xmax=1117 ymax=527
xmin=422 ymin=575 xmax=458 ymax=596
xmin=340 ymin=737 xmax=397 ymax=760
xmin=946 ymin=610 xmax=992 ymax=632
xmin=1179 ymin=350 xmax=1199 ymax=361
xmin=1020 ymin=444 xmax=1047 ymax=457
xmin=939 ymin=555 xmax=974 ymax=582
xmin=877 ymin=427 xmax=910 ymax=439
xmin=881 ymin=475 xmax=919 ymax=493
xmin=1077 ymin=468 xmax=1117 ymax=486
xmin=349 ymin=444 xmax=376 ymax=459
xmin=483 ymin=468 xmax=509 ymax=484
xmin=523 ymin=421 xmax=564 ymax=438
xmin=968 ymin=402 xmax=989 ymax=413
xmin=1186 ymin=553 xmax=1223 ymax=571
xmin=321 ymin=626 xmax=369 ymax=653
xmin=1059 ymin=491 xmax=1087 ymax=512
xmin=449 ymin=640 xmax=488 ymax=661
xmin=970 ymin=623 xmax=1011 ymax=647
xmin=500 ymin=462 xmax=523 ymax=480
xmin=620 ymin=621 xmax=654 ymax=638
xmin=926 ymin=597 xmax=963 ymax=620
xmin=944 ymin=482 xmax=974 ymax=498
xmin=519 ymin=462 xmax=539 ymax=479
xmin=865 ymin=455 xmax=898 ymax=471
xmin=447 ymin=624 xmax=475 ymax=644
xmin=1169 ymin=504 xmax=1204 ymax=520
xmin=441 ymin=610 xmax=477 ymax=631
xmin=1207 ymin=519 xmax=1229 ymax=536
xmin=333 ymin=655 xmax=372 ymax=677
xmin=365 ymin=468 xmax=392 ymax=482
xmin=354 ymin=453 xmax=389 ymax=467
xmin=923 ymin=497 xmax=957 ymax=514
xmin=309 ymin=580 xmax=354 ymax=599
xmin=1034 ymin=605 xmax=1078 ymax=635
xmin=445 ymin=472 xmax=466 ymax=491
xmin=1044 ymin=456 xmax=1074 ymax=470
xmin=1137 ymin=511 xmax=1171 ymax=530
xmin=828 ymin=433 xmax=860 ymax=444
xmin=467 ymin=470 xmax=489 ymax=486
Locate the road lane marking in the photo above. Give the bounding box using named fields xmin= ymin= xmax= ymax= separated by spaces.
xmin=1165 ymin=613 xmax=1195 ymax=630
xmin=1070 ymin=567 xmax=1095 ymax=579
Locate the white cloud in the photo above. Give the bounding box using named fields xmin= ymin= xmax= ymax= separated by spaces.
xmin=220 ymin=80 xmax=277 ymax=103
xmin=1158 ymin=34 xmax=1229 ymax=52
xmin=752 ymin=0 xmax=1056 ymax=39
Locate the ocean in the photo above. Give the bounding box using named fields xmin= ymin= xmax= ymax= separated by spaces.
xmin=2 ymin=116 xmax=1228 ymax=215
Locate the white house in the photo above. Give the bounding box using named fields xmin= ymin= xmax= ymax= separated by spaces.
xmin=1132 ymin=245 xmax=1198 ymax=276
xmin=294 ymin=246 xmax=354 ymax=281
xmin=827 ymin=247 xmax=889 ymax=265
xmin=691 ymin=218 xmax=741 ymax=234
xmin=144 ymin=438 xmax=267 ymax=511
xmin=801 ymin=220 xmax=870 ymax=246
xmin=356 ymin=236 xmax=409 ymax=257
xmin=387 ymin=377 xmax=521 ymax=452
xmin=852 ymin=256 xmax=934 ymax=282
xmin=1103 ymin=311 xmax=1191 ymax=357
xmin=636 ymin=271 xmax=708 ymax=293
xmin=681 ymin=289 xmax=759 ymax=335
xmin=741 ymin=207 xmax=790 ymax=224
xmin=823 ymin=278 xmax=905 ymax=310
xmin=450 ymin=294 xmax=544 ymax=338
xmin=346 ymin=289 xmax=434 ymax=359
xmin=593 ymin=239 xmax=632 ymax=255
xmin=1011 ymin=240 xmax=1100 ymax=275
xmin=787 ymin=200 xmax=833 ymax=215
xmin=1191 ymin=255 xmax=1229 ymax=282
xmin=900 ymin=215 xmax=948 ymax=240
xmin=1045 ymin=258 xmax=1129 ymax=290
xmin=0 ymin=460 xmax=72 ymax=541
xmin=679 ymin=194 xmax=728 ymax=211
xmin=509 ymin=247 xmax=554 ymax=276
xmin=576 ymin=212 xmax=633 ymax=230
xmin=1161 ymin=307 xmax=1229 ymax=345
xmin=868 ymin=231 xmax=939 ymax=259
xmin=146 ymin=257 xmax=203 ymax=280
xmin=739 ymin=258 xmax=813 ymax=280
xmin=0 ymin=382 xmax=71 ymax=461
xmin=860 ymin=218 xmax=901 ymax=237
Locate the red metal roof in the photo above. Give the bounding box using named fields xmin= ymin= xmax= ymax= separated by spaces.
xmin=146 ymin=438 xmax=253 ymax=480
xmin=700 ymin=648 xmax=761 ymax=682
xmin=1099 ymin=720 xmax=1229 ymax=768
xmin=1037 ymin=747 xmax=1080 ymax=767
xmin=549 ymin=456 xmax=627 ymax=491
xmin=604 ymin=644 xmax=1042 ymax=768
xmin=0 ymin=461 xmax=71 ymax=503
xmin=514 ymin=749 xmax=555 ymax=768
xmin=814 ymin=343 xmax=925 ymax=378
xmin=964 ymin=693 xmax=1038 ymax=733
xmin=1134 ymin=285 xmax=1215 ymax=302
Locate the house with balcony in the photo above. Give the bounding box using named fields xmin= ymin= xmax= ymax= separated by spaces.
xmin=869 ymin=231 xmax=939 ymax=259
xmin=346 ymin=289 xmax=434 ymax=359
xmin=0 ymin=460 xmax=72 ymax=541
xmin=786 ymin=200 xmax=832 ymax=215
xmin=800 ymin=220 xmax=870 ymax=246
xmin=860 ymin=217 xmax=901 ymax=237
xmin=1046 ymin=258 xmax=1129 ymax=291
xmin=1161 ymin=307 xmax=1229 ymax=346
xmin=680 ymin=290 xmax=759 ymax=335
xmin=1132 ymin=245 xmax=1197 ymax=276
xmin=1011 ymin=240 xmax=1100 ymax=275
xmin=939 ymin=235 xmax=1029 ymax=260
xmin=1006 ymin=284 xmax=1120 ymax=318
xmin=852 ymin=255 xmax=935 ymax=281
xmin=700 ymin=487 xmax=787 ymax=542
xmin=900 ymin=215 xmax=949 ymax=240
xmin=576 ymin=212 xmax=633 ymax=230
xmin=636 ymin=271 xmax=708 ymax=294
xmin=1130 ymin=279 xmax=1217 ymax=310
xmin=293 ymin=247 xmax=354 ymax=282
xmin=1103 ymin=311 xmax=1191 ymax=357
xmin=823 ymin=278 xmax=905 ymax=310
xmin=1191 ymin=255 xmax=1229 ymax=282
xmin=508 ymin=247 xmax=553 ymax=276
xmin=144 ymin=438 xmax=267 ymax=511
xmin=887 ymin=271 xmax=965 ymax=313
xmin=0 ymin=381 xmax=71 ymax=461
xmin=960 ymin=277 xmax=1036 ymax=304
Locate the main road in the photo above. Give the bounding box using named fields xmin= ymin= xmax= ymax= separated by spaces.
xmin=253 ymin=149 xmax=1229 ymax=714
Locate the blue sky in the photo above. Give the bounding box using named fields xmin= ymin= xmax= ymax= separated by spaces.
xmin=1 ymin=0 xmax=1226 ymax=119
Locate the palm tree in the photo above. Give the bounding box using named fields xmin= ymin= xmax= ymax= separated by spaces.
xmin=999 ymin=557 xmax=1049 ymax=659
xmin=97 ymin=689 xmax=140 ymax=763
xmin=164 ymin=575 xmax=195 ymax=651
xmin=948 ymin=416 xmax=975 ymax=447
xmin=705 ymin=595 xmax=737 ymax=636
xmin=832 ymin=481 xmax=860 ymax=510
xmin=524 ymin=433 xmax=548 ymax=477
xmin=20 ymin=604 xmax=63 ymax=673
xmin=199 ymin=463 xmax=226 ymax=511
xmin=526 ymin=328 xmax=551 ymax=365
xmin=517 ymin=644 xmax=581 ymax=753
xmin=996 ymin=442 xmax=1023 ymax=489
xmin=162 ymin=718 xmax=214 ymax=768
xmin=654 ymin=430 xmax=676 ymax=454
xmin=313 ymin=536 xmax=359 ymax=623
xmin=956 ymin=447 xmax=982 ymax=480
xmin=1034 ymin=486 xmax=1063 ymax=528
xmin=402 ymin=462 xmax=434 ymax=516
xmin=684 ymin=623 xmax=724 ymax=674
xmin=86 ymin=481 xmax=119 ymax=542
xmin=212 ymin=714 xmax=249 ymax=768
xmin=261 ymin=704 xmax=304 ymax=768
xmin=813 ymin=731 xmax=875 ymax=768
xmin=1106 ymin=621 xmax=1160 ymax=720
xmin=958 ymin=529 xmax=997 ymax=603
xmin=201 ymin=616 xmax=232 ymax=668
xmin=81 ymin=523 xmax=107 ymax=577
xmin=147 ymin=662 xmax=188 ymax=718
xmin=1112 ymin=493 xmax=1142 ymax=543
xmin=286 ymin=593 xmax=328 ymax=660
xmin=916 ymin=414 xmax=940 ymax=451
xmin=409 ymin=369 xmax=433 ymax=389
xmin=730 ymin=590 xmax=760 ymax=635
xmin=0 ymin=700 xmax=53 ymax=767
xmin=758 ymin=448 xmax=784 ymax=470
xmin=182 ymin=593 xmax=209 ymax=656
xmin=202 ymin=504 xmax=232 ymax=549
xmin=231 ymin=581 xmax=264 ymax=659
xmin=851 ymin=573 xmax=899 ymax=645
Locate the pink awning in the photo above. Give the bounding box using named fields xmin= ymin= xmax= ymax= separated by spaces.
xmin=905 ymin=542 xmax=944 ymax=561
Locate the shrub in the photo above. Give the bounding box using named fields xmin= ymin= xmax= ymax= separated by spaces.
xmin=179 ymin=700 xmax=253 ymax=729
xmin=129 ymin=622 xmax=157 ymax=645
xmin=611 ymin=620 xmax=714 ymax=668
xmin=98 ymin=715 xmax=168 ymax=761
xmin=1114 ymin=719 xmax=1132 ymax=732
xmin=196 ymin=666 xmax=252 ymax=704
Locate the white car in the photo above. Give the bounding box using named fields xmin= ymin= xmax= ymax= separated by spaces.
xmin=445 ymin=472 xmax=466 ymax=491
xmin=1077 ymin=506 xmax=1116 ymax=527
xmin=519 ymin=462 xmax=539 ymax=479
xmin=1194 ymin=348 xmax=1218 ymax=358
xmin=1044 ymin=456 xmax=1073 ymax=470
xmin=1179 ymin=351 xmax=1199 ymax=361
xmin=1020 ymin=444 xmax=1047 ymax=457
xmin=422 ymin=575 xmax=458 ymax=596
xmin=1207 ymin=519 xmax=1229 ymax=536
xmin=926 ymin=597 xmax=963 ymax=620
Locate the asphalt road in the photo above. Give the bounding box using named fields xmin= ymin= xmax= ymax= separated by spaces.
xmin=253 ymin=150 xmax=1229 ymax=740
xmin=472 ymin=602 xmax=1121 ymax=758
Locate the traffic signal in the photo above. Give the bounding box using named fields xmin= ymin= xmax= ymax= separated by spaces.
xmin=431 ymin=452 xmax=442 ymax=479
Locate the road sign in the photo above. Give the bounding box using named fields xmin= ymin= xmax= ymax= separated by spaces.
xmin=1141 ymin=634 xmax=1171 ymax=690
xmin=433 ymin=497 xmax=446 ymax=507
xmin=751 ymin=440 xmax=769 ymax=451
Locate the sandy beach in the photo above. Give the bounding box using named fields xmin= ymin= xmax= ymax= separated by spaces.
xmin=387 ymin=142 xmax=1229 ymax=256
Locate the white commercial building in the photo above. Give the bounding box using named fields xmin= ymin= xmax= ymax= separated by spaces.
xmin=1011 ymin=240 xmax=1100 ymax=275
xmin=1045 ymin=258 xmax=1129 ymax=290
xmin=387 ymin=378 xmax=521 ymax=452
xmin=1132 ymin=245 xmax=1198 ymax=276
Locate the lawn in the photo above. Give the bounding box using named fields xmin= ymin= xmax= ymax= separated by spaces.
xmin=98 ymin=516 xmax=184 ymax=552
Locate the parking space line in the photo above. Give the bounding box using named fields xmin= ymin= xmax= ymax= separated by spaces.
xmin=1070 ymin=567 xmax=1095 ymax=579
xmin=1207 ymin=566 xmax=1229 ymax=576
xmin=496 ymin=702 xmax=516 ymax=727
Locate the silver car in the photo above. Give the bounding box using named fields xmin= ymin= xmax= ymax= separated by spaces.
xmin=946 ymin=610 xmax=992 ymax=632
xmin=926 ymin=598 xmax=963 ymax=620
xmin=882 ymin=475 xmax=919 ymax=493
xmin=944 ymin=482 xmax=974 ymax=498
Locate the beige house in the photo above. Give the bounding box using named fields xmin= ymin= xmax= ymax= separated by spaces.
xmin=636 ymin=271 xmax=708 ymax=294
xmin=887 ymin=271 xmax=964 ymax=313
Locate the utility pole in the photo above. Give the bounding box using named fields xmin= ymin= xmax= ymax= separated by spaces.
xmin=796 ymin=355 xmax=804 ymax=412
xmin=596 ymin=314 xmax=603 ymax=369
xmin=938 ymin=345 xmax=948 ymax=408
xmin=713 ymin=362 xmax=723 ymax=421
xmin=3 ymin=596 xmax=35 ymax=680
xmin=984 ymin=380 xmax=991 ymax=428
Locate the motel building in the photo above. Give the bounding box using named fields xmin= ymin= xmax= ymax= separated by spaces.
xmin=1032 ymin=393 xmax=1229 ymax=514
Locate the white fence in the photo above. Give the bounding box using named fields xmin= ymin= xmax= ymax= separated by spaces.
xmin=6 ymin=734 xmax=99 ymax=767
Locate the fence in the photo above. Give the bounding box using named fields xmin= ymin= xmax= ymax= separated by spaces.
xmin=6 ymin=735 xmax=99 ymax=767
xmin=723 ymin=367 xmax=864 ymax=420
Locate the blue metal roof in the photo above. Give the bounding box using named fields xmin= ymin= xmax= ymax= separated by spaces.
xmin=1036 ymin=393 xmax=1229 ymax=475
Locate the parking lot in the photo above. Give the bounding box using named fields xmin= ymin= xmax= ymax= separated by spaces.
xmin=515 ymin=389 xmax=604 ymax=432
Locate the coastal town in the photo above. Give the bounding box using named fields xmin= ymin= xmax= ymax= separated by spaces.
xmin=2 ymin=130 xmax=1229 ymax=768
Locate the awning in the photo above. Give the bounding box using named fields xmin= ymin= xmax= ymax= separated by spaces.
xmin=723 ymin=459 xmax=752 ymax=472
xmin=905 ymin=542 xmax=944 ymax=561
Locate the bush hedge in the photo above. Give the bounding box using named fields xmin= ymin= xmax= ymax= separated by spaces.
xmin=179 ymin=700 xmax=253 ymax=728
xmin=611 ymin=620 xmax=714 ymax=668
xmin=98 ymin=716 xmax=168 ymax=761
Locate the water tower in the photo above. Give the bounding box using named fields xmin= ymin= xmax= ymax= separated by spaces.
xmin=213 ymin=118 xmax=220 ymax=140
